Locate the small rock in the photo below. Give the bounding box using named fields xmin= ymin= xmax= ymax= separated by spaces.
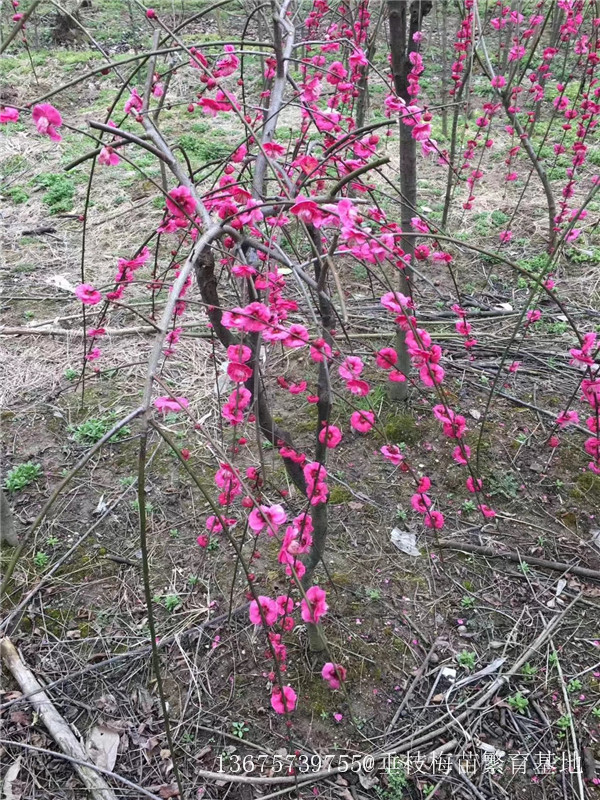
xmin=529 ymin=461 xmax=546 ymax=474
xmin=430 ymin=653 xmax=440 ymax=664
xmin=457 ymin=625 xmax=468 ymax=634
xmin=432 ymin=693 xmax=445 ymax=704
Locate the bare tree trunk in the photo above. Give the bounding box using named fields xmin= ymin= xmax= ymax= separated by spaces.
xmin=355 ymin=4 xmax=384 ymax=129
xmin=387 ymin=0 xmax=432 ymax=401
xmin=441 ymin=60 xmax=470 ymax=230
xmin=1 ymin=489 xmax=18 ymax=548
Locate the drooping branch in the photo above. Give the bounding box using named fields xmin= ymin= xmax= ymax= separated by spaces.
xmin=471 ymin=6 xmax=557 ymax=251
xmin=0 ymin=0 xmax=42 ymax=55
xmin=499 ymin=98 xmax=557 ymax=251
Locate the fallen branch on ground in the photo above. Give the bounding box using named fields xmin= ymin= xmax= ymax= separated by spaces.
xmin=435 ymin=540 xmax=600 ymax=581
xmin=0 ymin=739 xmax=163 ymax=800
xmin=0 ymin=638 xmax=119 ymax=800
xmin=0 ymin=325 xmax=212 ymax=338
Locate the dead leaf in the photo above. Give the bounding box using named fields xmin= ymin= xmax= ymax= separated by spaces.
xmin=131 ymin=686 xmax=154 ymax=715
xmin=46 ymin=275 xmax=76 ymax=293
xmin=158 ymin=785 xmax=179 ymax=799
xmin=547 ymin=578 xmax=567 ymax=608
xmin=93 ymin=495 xmax=108 ymax=515
xmin=469 ymin=409 xmax=481 ymax=420
xmin=391 ymin=527 xmax=421 ymax=556
xmin=85 ymin=724 xmax=120 ymax=772
xmin=358 ymin=771 xmax=379 ymax=790
xmin=591 ymin=529 xmax=600 ymax=551
xmin=2 ymin=756 xmax=21 ymax=800
xmin=95 ymin=694 xmax=118 ymax=714
xmin=452 ymin=658 xmax=505 ymax=691
xmin=9 ymin=711 xmax=30 ymax=727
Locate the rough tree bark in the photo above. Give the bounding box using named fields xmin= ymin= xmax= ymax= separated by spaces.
xmin=1 ymin=489 xmax=19 ymax=548
xmin=387 ymin=0 xmax=433 ymax=401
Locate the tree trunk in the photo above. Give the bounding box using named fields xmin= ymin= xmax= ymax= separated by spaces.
xmin=1 ymin=489 xmax=19 ymax=547
xmin=387 ymin=0 xmax=432 ymax=401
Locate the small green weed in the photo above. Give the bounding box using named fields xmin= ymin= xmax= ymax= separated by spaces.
xmin=231 ymin=721 xmax=249 ymax=739
xmin=457 ymin=651 xmax=477 ymax=670
xmin=4 ymin=186 xmax=29 ymax=204
xmin=4 ymin=462 xmax=43 ymax=492
xmin=488 ymin=472 xmax=520 ymax=499
xmin=34 ymin=173 xmax=75 ymax=214
xmin=69 ymin=414 xmax=131 ymax=445
xmin=507 ymin=692 xmax=529 ymax=713
xmin=34 ymin=551 xmax=50 ymax=569
xmin=377 ymin=766 xmax=408 ymax=799
xmin=164 ymin=594 xmax=181 ymax=612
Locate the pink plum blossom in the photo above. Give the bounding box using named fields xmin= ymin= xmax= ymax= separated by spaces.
xmin=301 ymin=585 xmax=328 ymax=623
xmin=75 ymin=284 xmax=102 ymax=305
xmin=153 ymin=396 xmax=189 ymax=413
xmin=248 ymin=504 xmax=287 ymax=535
xmin=249 ymin=596 xmax=278 ymax=626
xmin=270 ymin=685 xmax=297 ymax=714
xmin=32 ymin=104 xmax=62 ymax=141
xmin=350 ymin=410 xmax=375 ymax=433
xmin=322 ymin=662 xmax=347 ymax=689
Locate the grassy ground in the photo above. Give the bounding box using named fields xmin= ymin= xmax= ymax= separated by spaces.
xmin=1 ymin=3 xmax=600 ymax=799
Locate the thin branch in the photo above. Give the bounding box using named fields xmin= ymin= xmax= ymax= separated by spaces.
xmin=0 ymin=407 xmax=144 ymax=595
xmin=435 ymin=540 xmax=600 ymax=581
xmin=88 ymin=121 xmax=170 ymax=163
xmin=0 ymin=737 xmax=163 ymax=800
xmin=0 ymin=639 xmax=119 ymax=800
xmin=0 ymin=0 xmax=41 ymax=54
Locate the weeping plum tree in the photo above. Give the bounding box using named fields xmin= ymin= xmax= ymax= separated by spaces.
xmin=1 ymin=0 xmax=599 ymax=729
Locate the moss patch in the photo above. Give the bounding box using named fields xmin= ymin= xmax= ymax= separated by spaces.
xmin=382 ymin=411 xmax=419 ymax=445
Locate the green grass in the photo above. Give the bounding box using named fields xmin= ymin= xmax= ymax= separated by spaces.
xmin=53 ymin=49 xmax=97 ymax=69
xmin=1 ymin=154 xmax=29 ymax=182
xmin=33 ymin=173 xmax=76 ymax=214
xmin=3 ymin=186 xmax=29 ymax=204
xmin=69 ymin=413 xmax=131 ymax=445
xmin=177 ymin=132 xmax=233 ymax=165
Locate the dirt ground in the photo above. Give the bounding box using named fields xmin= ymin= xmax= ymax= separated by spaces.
xmin=2 ymin=3 xmax=600 ymax=799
